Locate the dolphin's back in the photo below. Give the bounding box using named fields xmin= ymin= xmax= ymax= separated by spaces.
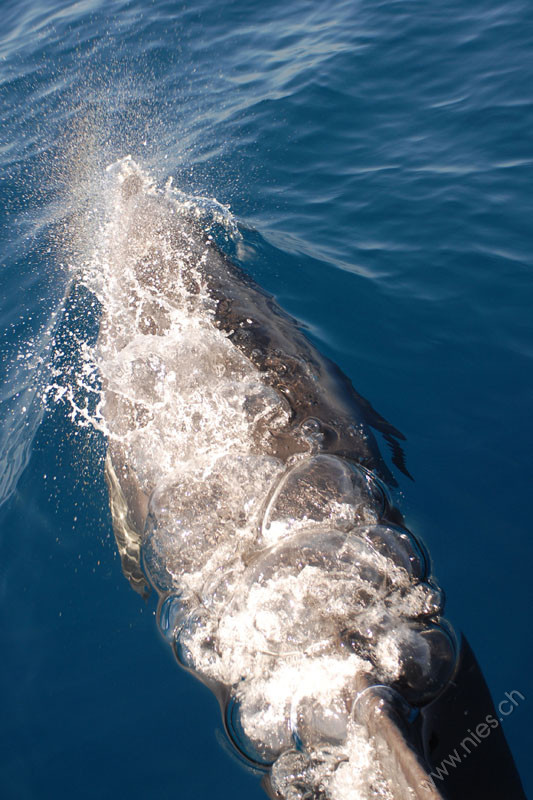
xmin=98 ymin=159 xmax=525 ymax=800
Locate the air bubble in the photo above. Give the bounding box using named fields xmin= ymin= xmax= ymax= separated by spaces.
xmin=300 ymin=418 xmax=322 ymax=435
xmin=225 ymin=692 xmax=289 ymax=768
xmin=173 ymin=609 xmax=220 ymax=679
xmin=383 ymin=581 xmax=445 ymax=621
xmin=201 ymin=565 xmax=243 ymax=611
xmin=384 ymin=621 xmax=458 ymax=706
xmin=157 ymin=593 xmax=190 ymax=643
xmin=228 ymin=529 xmax=389 ymax=655
xmin=299 ymin=417 xmax=325 ymax=449
xmin=352 ymin=683 xmax=414 ymax=727
xmin=358 ymin=524 xmax=428 ymax=582
xmin=290 ymin=693 xmax=349 ymax=749
xmin=261 ymin=455 xmax=386 ymax=546
xmin=144 ymin=454 xmax=282 ymax=579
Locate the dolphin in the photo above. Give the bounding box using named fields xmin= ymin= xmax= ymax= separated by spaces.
xmin=97 ymin=158 xmax=525 ymax=800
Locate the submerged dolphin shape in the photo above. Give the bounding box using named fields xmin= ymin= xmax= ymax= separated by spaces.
xmin=97 ymin=158 xmax=525 ymax=800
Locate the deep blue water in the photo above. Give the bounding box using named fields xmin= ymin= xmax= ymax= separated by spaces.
xmin=1 ymin=1 xmax=532 ymax=798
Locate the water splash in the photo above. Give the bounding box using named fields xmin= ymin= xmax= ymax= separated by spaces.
xmin=86 ymin=158 xmax=457 ymax=800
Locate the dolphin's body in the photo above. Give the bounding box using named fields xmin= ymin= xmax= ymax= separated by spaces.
xmin=98 ymin=158 xmax=525 ymax=800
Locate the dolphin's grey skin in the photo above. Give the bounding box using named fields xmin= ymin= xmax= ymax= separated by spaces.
xmin=101 ymin=168 xmax=525 ymax=800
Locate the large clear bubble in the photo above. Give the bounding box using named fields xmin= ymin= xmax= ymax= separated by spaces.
xmin=290 ymin=692 xmax=350 ymax=750
xmin=357 ymin=524 xmax=429 ymax=583
xmin=173 ymin=608 xmax=221 ymax=681
xmin=352 ymin=683 xmax=415 ymax=729
xmin=376 ymin=621 xmax=458 ymax=706
xmin=143 ymin=454 xmax=283 ymax=587
xmin=225 ymin=691 xmax=291 ymax=767
xmin=261 ymin=455 xmax=388 ymax=546
xmin=226 ymin=528 xmax=391 ymax=657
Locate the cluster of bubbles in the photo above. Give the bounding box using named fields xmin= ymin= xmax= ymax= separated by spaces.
xmin=96 ymin=158 xmax=457 ymax=800
xmin=152 ymin=456 xmax=456 ymax=798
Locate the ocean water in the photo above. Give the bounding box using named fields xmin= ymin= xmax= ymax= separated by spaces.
xmin=0 ymin=1 xmax=531 ymax=798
